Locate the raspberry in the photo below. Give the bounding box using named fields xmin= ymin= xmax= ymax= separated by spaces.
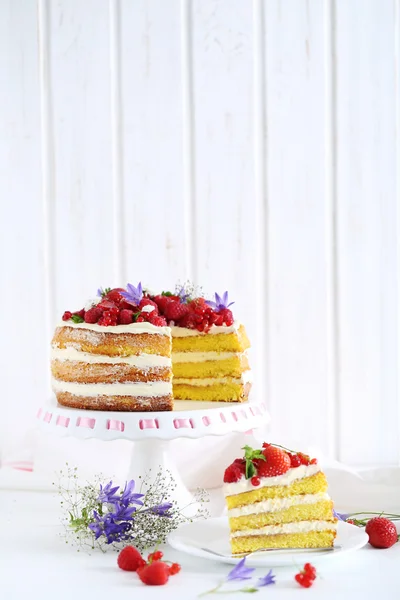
xmin=84 ymin=306 xmax=103 ymax=324
xmin=259 ymin=446 xmax=291 ymax=477
xmin=169 ymin=563 xmax=181 ymax=575
xmin=223 ymin=463 xmax=243 ymax=483
xmin=163 ymin=300 xmax=189 ymax=322
xmin=137 ymin=561 xmax=170 ymax=586
xmin=303 ymin=563 xmax=317 ymax=580
xmin=118 ymin=309 xmax=134 ymax=324
xmin=365 ymin=517 xmax=399 ymax=549
xmin=289 ymin=453 xmax=302 ymax=468
xmin=148 ymin=550 xmax=163 ymax=562
xmin=72 ymin=309 xmax=85 ymax=318
xmin=219 ymin=308 xmax=234 ymax=326
xmin=251 ymin=476 xmax=260 ymax=486
xmin=105 ymin=288 xmax=125 ymax=304
xmin=117 ymin=546 xmax=146 ymax=571
xmin=295 ymin=573 xmax=313 ymax=588
xmin=148 ymin=315 xmax=167 ymax=327
xmin=62 ymin=311 xmax=72 ymax=321
xmin=153 ymin=295 xmax=172 ymax=313
xmin=178 ymin=314 xmax=197 ymax=329
xmin=139 ymin=298 xmax=159 ymax=313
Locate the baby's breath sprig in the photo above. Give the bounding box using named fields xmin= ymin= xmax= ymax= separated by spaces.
xmin=53 ymin=464 xmax=209 ymax=553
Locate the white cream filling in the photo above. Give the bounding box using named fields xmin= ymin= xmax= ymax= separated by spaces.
xmin=224 ymin=464 xmax=321 ymax=496
xmin=57 ymin=321 xmax=170 ymax=336
xmin=52 ymin=378 xmax=172 ymax=397
xmin=231 ymin=520 xmax=338 ymax=538
xmin=228 ymin=493 xmax=330 ymax=518
xmin=171 ymin=321 xmax=240 ymax=337
xmin=173 ymin=371 xmax=252 ymax=386
xmin=172 ymin=351 xmax=247 ymax=363
xmin=51 ymin=347 xmax=170 ymax=367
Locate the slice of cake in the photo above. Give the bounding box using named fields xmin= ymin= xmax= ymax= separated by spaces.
xmin=51 ymin=284 xmax=173 ymax=411
xmin=151 ymin=291 xmax=251 ymax=402
xmin=223 ymin=443 xmax=338 ymax=553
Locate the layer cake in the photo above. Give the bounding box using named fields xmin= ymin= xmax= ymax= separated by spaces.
xmin=223 ymin=443 xmax=338 ymax=553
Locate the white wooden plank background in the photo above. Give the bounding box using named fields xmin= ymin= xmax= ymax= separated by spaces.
xmin=0 ymin=0 xmax=399 ymax=466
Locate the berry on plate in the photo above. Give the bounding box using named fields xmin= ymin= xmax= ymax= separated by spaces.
xmin=365 ymin=517 xmax=399 ymax=549
xmin=260 ymin=445 xmax=291 ymax=477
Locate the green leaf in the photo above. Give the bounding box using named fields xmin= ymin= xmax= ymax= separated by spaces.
xmin=242 ymin=588 xmax=259 ymax=594
xmin=71 ymin=314 xmax=84 ymax=323
xmin=132 ymin=312 xmax=141 ymax=322
xmin=245 ymin=461 xmax=256 ymax=479
xmin=102 ymin=287 xmax=111 ymax=297
xmin=161 ymin=291 xmax=174 ymax=296
xmin=242 ymin=445 xmax=266 ymax=480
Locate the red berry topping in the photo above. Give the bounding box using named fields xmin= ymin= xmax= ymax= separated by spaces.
xmin=148 ymin=550 xmax=163 ymax=562
xmin=365 ymin=517 xmax=398 ymax=549
xmin=251 ymin=476 xmax=260 ymax=486
xmin=62 ymin=311 xmax=72 ymax=321
xmin=298 ymin=452 xmax=311 ymax=465
xmin=347 ymin=519 xmax=355 ymax=525
xmin=163 ymin=300 xmax=189 ymax=322
xmin=105 ymin=288 xmax=125 ymax=304
xmin=295 ymin=573 xmax=313 ymax=588
xmin=169 ymin=563 xmax=181 ymax=575
xmin=148 ymin=315 xmax=168 ymax=327
xmin=84 ymin=306 xmax=103 ymax=324
xmin=98 ymin=310 xmax=118 ymax=326
xmin=139 ymin=298 xmax=159 ymax=313
xmin=223 ymin=464 xmax=243 ymax=483
xmin=118 ymin=309 xmax=134 ymax=324
xmin=258 ymin=446 xmax=291 ymax=477
xmin=137 ymin=561 xmax=170 ymax=586
xmin=303 ymin=563 xmax=317 ymax=580
xmin=153 ymin=295 xmax=173 ymax=313
xmin=72 ymin=309 xmax=85 ymax=318
xmin=310 ymin=458 xmax=318 ymax=465
xmin=97 ymin=299 xmax=118 ymax=311
xmin=289 ymin=453 xmax=302 ymax=468
xmin=117 ymin=546 xmax=146 ymax=572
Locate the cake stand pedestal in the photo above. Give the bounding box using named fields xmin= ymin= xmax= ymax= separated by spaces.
xmin=37 ymin=399 xmax=269 ymax=512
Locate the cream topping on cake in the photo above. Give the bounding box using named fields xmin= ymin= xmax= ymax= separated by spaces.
xmin=56 ymin=321 xmax=170 ymax=336
xmin=170 ymin=321 xmax=241 ymax=337
xmin=51 ymin=378 xmax=172 ymax=397
xmin=223 ymin=464 xmax=321 ymax=496
xmin=51 ymin=347 xmax=170 ymax=367
xmin=228 ymin=492 xmax=330 ymax=518
xmin=230 ymin=520 xmax=338 ymax=538
xmin=172 ymin=350 xmax=248 ymax=363
xmin=173 ymin=371 xmax=252 ymax=386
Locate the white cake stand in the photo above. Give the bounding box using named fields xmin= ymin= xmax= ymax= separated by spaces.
xmin=37 ymin=398 xmax=269 ymax=512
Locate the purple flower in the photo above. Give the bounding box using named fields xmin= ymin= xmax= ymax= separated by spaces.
xmin=119 ymin=480 xmax=144 ymax=507
xmin=205 ymin=291 xmax=234 ymax=311
xmin=146 ymin=502 xmax=173 ymax=517
xmin=97 ymin=481 xmax=120 ymax=504
xmin=333 ymin=509 xmax=348 ymax=521
xmin=257 ymin=569 xmax=275 ymax=587
xmin=177 ymin=286 xmax=190 ymax=303
xmin=109 ymin=503 xmax=137 ymax=521
xmin=120 ymin=282 xmax=143 ymax=306
xmin=226 ymin=557 xmax=255 ymax=582
xmin=97 ymin=287 xmax=104 ymax=297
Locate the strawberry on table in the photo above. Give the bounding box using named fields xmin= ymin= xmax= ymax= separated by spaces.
xmin=117 ymin=546 xmax=146 ymax=572
xmin=365 ymin=517 xmax=399 ymax=549
xmin=137 ymin=561 xmax=170 ymax=586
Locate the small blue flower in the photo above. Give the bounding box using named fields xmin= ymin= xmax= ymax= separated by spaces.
xmin=146 ymin=502 xmax=173 ymax=517
xmin=226 ymin=557 xmax=255 ymax=582
xmin=333 ymin=509 xmax=348 ymax=521
xmin=97 ymin=287 xmax=104 ymax=297
xmin=205 ymin=291 xmax=234 ymax=311
xmin=177 ymin=286 xmax=190 ymax=303
xmin=97 ymin=481 xmax=120 ymax=504
xmin=257 ymin=569 xmax=275 ymax=587
xmin=119 ymin=480 xmax=144 ymax=507
xmin=120 ymin=282 xmax=143 ymax=306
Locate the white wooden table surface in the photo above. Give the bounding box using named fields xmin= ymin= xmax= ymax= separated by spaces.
xmin=1 ymin=490 xmax=399 ymax=600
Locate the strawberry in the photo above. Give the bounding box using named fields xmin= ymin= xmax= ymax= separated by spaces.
xmin=137 ymin=561 xmax=170 ymax=586
xmin=153 ymin=295 xmax=173 ymax=313
xmin=118 ymin=309 xmax=134 ymax=324
xmin=117 ymin=546 xmax=146 ymax=571
xmin=148 ymin=315 xmax=167 ymax=327
xmin=365 ymin=517 xmax=399 ymax=549
xmin=163 ymin=300 xmax=189 ymax=322
xmin=97 ymin=299 xmax=118 ymax=311
xmin=84 ymin=306 xmax=103 ymax=324
xmin=258 ymin=445 xmax=291 ymax=477
xmin=223 ymin=463 xmax=243 ymax=483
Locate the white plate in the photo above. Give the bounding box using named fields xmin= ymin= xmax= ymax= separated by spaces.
xmin=168 ymin=518 xmax=369 ymax=567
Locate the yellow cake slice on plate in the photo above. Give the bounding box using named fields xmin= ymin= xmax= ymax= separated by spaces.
xmin=223 ymin=443 xmax=338 ymax=554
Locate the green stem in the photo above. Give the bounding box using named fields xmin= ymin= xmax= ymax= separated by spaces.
xmin=348 ymin=512 xmax=400 ymax=519
xmin=198 ymin=583 xmax=223 ymax=597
